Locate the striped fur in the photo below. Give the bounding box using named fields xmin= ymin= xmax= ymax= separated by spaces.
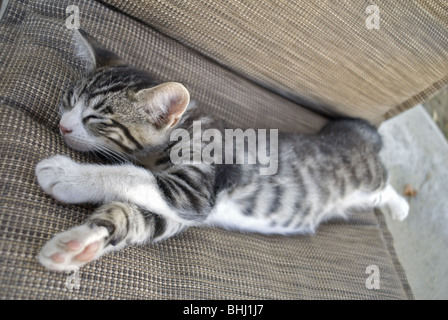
xmin=36 ymin=30 xmax=409 ymax=271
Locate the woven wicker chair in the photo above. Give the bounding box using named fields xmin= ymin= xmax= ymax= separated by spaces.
xmin=1 ymin=0 xmax=447 ymax=299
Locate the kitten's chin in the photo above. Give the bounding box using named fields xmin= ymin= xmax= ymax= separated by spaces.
xmin=63 ymin=136 xmax=96 ymax=153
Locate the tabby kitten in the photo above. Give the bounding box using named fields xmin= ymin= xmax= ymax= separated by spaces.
xmin=36 ymin=30 xmax=409 ymax=272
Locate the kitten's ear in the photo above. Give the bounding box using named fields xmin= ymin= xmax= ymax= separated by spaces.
xmin=134 ymin=82 xmax=190 ymax=129
xmin=73 ymin=29 xmax=126 ymax=74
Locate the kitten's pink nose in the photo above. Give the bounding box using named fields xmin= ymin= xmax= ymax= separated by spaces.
xmin=59 ymin=124 xmax=72 ymax=135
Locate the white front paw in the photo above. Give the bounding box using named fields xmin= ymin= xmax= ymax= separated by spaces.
xmin=38 ymin=225 xmax=109 ymax=272
xmin=35 ymin=155 xmax=83 ymax=203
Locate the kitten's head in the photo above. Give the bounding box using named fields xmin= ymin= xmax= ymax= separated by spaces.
xmin=59 ymin=29 xmax=190 ymax=156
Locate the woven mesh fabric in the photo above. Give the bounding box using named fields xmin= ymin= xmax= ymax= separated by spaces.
xmin=0 ymin=0 xmax=413 ymax=299
xmin=101 ymin=0 xmax=448 ymax=124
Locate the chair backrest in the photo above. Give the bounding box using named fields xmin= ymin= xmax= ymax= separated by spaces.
xmin=102 ymin=0 xmax=448 ymax=124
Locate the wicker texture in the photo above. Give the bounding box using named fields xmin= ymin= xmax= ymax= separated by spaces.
xmin=101 ymin=0 xmax=448 ymax=124
xmin=0 ymin=0 xmax=414 ymax=299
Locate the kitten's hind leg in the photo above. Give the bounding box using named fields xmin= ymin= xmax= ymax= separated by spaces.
xmin=376 ymin=184 xmax=409 ymax=221
xmin=38 ymin=201 xmax=185 ymax=272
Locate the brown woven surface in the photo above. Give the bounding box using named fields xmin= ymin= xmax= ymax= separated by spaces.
xmin=101 ymin=0 xmax=448 ymax=124
xmin=0 ymin=0 xmax=413 ymax=299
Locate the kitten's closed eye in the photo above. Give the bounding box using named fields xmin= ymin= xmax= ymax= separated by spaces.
xmin=82 ymin=115 xmax=104 ymax=124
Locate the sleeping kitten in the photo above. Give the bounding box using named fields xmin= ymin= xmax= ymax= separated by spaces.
xmin=35 ymin=30 xmax=409 ymax=272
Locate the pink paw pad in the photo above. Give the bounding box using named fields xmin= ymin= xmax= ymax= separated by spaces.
xmin=38 ymin=225 xmax=109 ymax=272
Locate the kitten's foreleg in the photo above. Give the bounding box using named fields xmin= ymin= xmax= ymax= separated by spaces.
xmin=36 ymin=155 xmax=212 ymax=224
xmin=36 ymin=155 xmax=183 ymax=223
xmin=38 ymin=201 xmax=185 ymax=272
xmin=36 ymin=155 xmax=210 ymax=271
xmin=36 ymin=155 xmax=157 ymax=205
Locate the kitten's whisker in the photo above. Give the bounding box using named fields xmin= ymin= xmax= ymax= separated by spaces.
xmin=95 ymin=142 xmax=134 ymax=165
xmin=96 ymin=145 xmax=127 ymax=164
xmin=90 ymin=149 xmax=103 ymax=163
